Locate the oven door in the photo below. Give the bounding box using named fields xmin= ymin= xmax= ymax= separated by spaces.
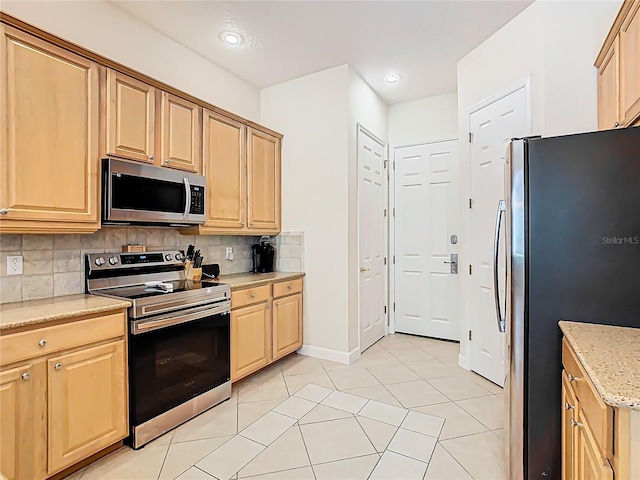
xmin=129 ymin=301 xmax=230 ymax=429
xmin=103 ymin=158 xmax=205 ymax=225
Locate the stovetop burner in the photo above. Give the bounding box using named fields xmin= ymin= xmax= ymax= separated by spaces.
xmin=101 ymin=280 xmax=222 ymax=300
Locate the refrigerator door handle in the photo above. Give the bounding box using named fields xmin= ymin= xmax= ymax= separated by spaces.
xmin=493 ymin=199 xmax=507 ymax=333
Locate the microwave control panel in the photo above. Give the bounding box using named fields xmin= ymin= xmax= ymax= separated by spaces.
xmin=190 ymin=186 xmax=205 ymax=215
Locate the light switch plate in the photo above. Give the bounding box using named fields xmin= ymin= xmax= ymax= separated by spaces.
xmin=7 ymin=255 xmax=23 ymax=275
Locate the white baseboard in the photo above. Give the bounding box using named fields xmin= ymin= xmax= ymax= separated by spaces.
xmin=297 ymin=345 xmax=361 ymax=365
xmin=458 ymin=353 xmax=471 ymax=370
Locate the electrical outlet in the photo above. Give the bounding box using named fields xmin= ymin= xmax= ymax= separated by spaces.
xmin=225 ymin=247 xmax=233 ymax=261
xmin=6 ymin=255 xmax=23 ymax=275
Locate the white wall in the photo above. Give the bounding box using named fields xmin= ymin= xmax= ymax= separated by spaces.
xmin=347 ymin=67 xmax=389 ymax=352
xmin=389 ymin=93 xmax=458 ymax=147
xmin=2 ymin=0 xmax=260 ymax=120
xmin=261 ymin=65 xmax=351 ymax=355
xmin=456 ymin=0 xmax=622 ymax=368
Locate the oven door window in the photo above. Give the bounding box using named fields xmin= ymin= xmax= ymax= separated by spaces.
xmin=112 ymin=173 xmax=186 ymax=214
xmin=129 ymin=313 xmax=230 ymax=426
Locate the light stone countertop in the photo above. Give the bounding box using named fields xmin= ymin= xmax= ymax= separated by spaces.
xmin=0 ymin=294 xmax=131 ymax=332
xmin=559 ymin=321 xmax=640 ymax=411
xmin=219 ymin=272 xmax=305 ymax=290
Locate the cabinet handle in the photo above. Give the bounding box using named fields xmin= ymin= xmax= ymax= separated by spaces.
xmin=564 ymin=402 xmax=574 ymax=410
xmin=567 ymin=373 xmax=579 ymax=382
xmin=164 ymin=159 xmax=170 ymax=164
xmin=614 ymin=122 xmax=621 ymax=128
xmin=287 ymin=285 xmax=292 ymax=290
xmin=149 ymin=155 xmax=155 ymax=160
xmin=266 ymin=305 xmax=271 ymax=310
xmin=570 ymin=418 xmax=583 ymax=428
xmin=54 ymin=363 xmax=62 ymax=370
xmin=0 ymin=208 xmax=7 ymax=215
xmin=241 ymin=223 xmax=245 ymax=227
xmin=21 ymin=372 xmax=30 ymax=380
xmin=38 ymin=339 xmax=47 ymax=347
xmin=250 ymin=293 xmax=256 ymax=299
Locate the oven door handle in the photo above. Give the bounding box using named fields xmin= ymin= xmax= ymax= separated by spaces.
xmin=183 ymin=177 xmax=191 ymax=219
xmin=132 ymin=301 xmax=230 ymax=335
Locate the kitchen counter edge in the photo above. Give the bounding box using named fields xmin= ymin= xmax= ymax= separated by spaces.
xmin=221 ymin=272 xmax=306 ymax=290
xmin=559 ymin=320 xmax=640 ymax=411
xmin=0 ymin=294 xmax=132 ymax=332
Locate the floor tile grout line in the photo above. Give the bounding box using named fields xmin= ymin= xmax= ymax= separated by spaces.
xmin=296 ymin=423 xmax=318 ymax=480
xmin=453 ymin=398 xmax=502 ymax=431
xmin=193 ymin=464 xmax=218 ymax=479
xmin=437 ymin=440 xmax=478 ymax=480
xmin=311 ymin=451 xmax=383 ymax=467
xmin=385 ymin=447 xmax=431 ymax=467
xmin=354 ymin=412 xmax=390 ymax=454
xmin=155 ymin=439 xmax=172 ymax=480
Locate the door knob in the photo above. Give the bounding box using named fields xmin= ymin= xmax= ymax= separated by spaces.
xmin=360 ymin=267 xmax=369 ymax=273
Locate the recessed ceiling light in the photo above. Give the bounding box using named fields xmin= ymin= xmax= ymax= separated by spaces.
xmin=384 ymin=73 xmax=401 ymax=84
xmin=221 ymin=32 xmax=242 ymax=46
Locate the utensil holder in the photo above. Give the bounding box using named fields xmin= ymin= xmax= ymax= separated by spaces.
xmin=184 ymin=260 xmax=202 ymax=281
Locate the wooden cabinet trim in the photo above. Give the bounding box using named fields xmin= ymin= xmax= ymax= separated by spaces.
xmin=620 ymin=0 xmax=640 ymax=125
xmin=597 ymin=37 xmax=621 ymax=130
xmin=231 ymin=301 xmax=271 ymax=382
xmin=231 ymin=284 xmax=271 ymax=310
xmin=158 ymin=91 xmax=202 ymax=173
xmin=246 ymin=128 xmax=281 ymax=232
xmin=595 ymin=0 xmax=636 ymax=67
xmin=272 ymin=293 xmax=303 ymax=361
xmin=0 ymin=13 xmax=282 ymax=141
xmin=273 ymin=279 xmax=303 ymax=298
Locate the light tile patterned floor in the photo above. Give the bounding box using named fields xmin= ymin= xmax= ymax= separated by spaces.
xmin=68 ymin=334 xmax=506 ymax=480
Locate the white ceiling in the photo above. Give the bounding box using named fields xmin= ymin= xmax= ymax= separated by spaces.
xmin=112 ymin=1 xmax=532 ymax=105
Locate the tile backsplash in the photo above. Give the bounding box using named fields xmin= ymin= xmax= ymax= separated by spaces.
xmin=0 ymin=229 xmax=304 ymax=304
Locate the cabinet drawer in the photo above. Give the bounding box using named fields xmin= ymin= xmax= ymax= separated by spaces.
xmin=231 ymin=285 xmax=271 ymax=309
xmin=273 ymin=278 xmax=303 ymax=298
xmin=0 ymin=312 xmax=126 ymax=367
xmin=562 ymin=338 xmax=613 ymax=458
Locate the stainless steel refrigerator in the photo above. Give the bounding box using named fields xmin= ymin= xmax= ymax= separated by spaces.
xmin=499 ymin=127 xmax=640 ymax=479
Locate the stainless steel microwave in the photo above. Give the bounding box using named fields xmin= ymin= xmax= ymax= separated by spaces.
xmin=102 ymin=158 xmax=206 ymax=226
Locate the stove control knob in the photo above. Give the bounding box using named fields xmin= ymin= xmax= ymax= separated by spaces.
xmin=165 ymin=254 xmax=173 ymax=261
xmin=108 ymin=256 xmax=119 ymax=265
xmin=94 ymin=257 xmax=105 ymax=266
xmin=175 ymin=252 xmax=183 ymax=261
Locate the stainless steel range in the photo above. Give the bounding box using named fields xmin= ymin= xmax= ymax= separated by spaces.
xmin=86 ymin=250 xmax=231 ymax=449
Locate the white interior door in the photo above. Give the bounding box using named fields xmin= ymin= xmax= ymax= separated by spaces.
xmin=469 ymin=86 xmax=529 ymax=386
xmin=358 ymin=126 xmax=387 ymax=352
xmin=394 ymin=140 xmax=460 ymax=341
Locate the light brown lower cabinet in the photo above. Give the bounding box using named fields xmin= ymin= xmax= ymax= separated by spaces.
xmin=231 ymin=278 xmax=303 ymax=382
xmin=0 ymin=311 xmax=128 ymax=480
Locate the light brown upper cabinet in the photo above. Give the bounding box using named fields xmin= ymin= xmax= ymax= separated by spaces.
xmin=596 ymin=0 xmax=640 ymax=129
xmin=247 ymin=128 xmax=281 ymax=232
xmin=158 ymin=91 xmax=202 ymax=173
xmin=0 ymin=24 xmax=100 ymax=234
xmin=202 ymin=110 xmax=246 ymax=230
xmin=104 ymin=69 xmax=155 ymax=164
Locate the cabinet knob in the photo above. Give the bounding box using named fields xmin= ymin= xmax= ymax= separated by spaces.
xmin=38 ymin=339 xmax=47 ymax=347
xmin=0 ymin=208 xmax=7 ymax=215
xmin=287 ymin=285 xmax=292 ymax=290
xmin=567 ymin=373 xmax=579 ymax=382
xmin=614 ymin=122 xmax=621 ymax=128
xmin=570 ymin=418 xmax=583 ymax=428
xmin=164 ymin=159 xmax=170 ymax=164
xmin=564 ymin=402 xmax=574 ymax=411
xmin=241 ymin=223 xmax=245 ymax=227
xmin=21 ymin=372 xmax=30 ymax=380
xmin=250 ymin=293 xmax=256 ymax=299
xmin=54 ymin=363 xmax=62 ymax=370
xmin=149 ymin=155 xmax=155 ymax=160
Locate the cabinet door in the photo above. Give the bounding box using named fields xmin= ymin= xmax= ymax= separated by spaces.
xmin=0 ymin=364 xmax=36 ymax=480
xmin=106 ymin=69 xmax=155 ymax=163
xmin=159 ymin=91 xmax=201 ymax=173
xmin=203 ymin=110 xmax=246 ymax=229
xmin=0 ymin=25 xmax=99 ymax=231
xmin=48 ymin=340 xmax=127 ymax=474
xmin=621 ymin=0 xmax=640 ymax=125
xmin=575 ymin=410 xmax=614 ymax=480
xmin=231 ymin=302 xmax=271 ymax=382
xmin=562 ymin=372 xmax=578 ymax=480
xmin=597 ymin=37 xmax=621 ymax=130
xmin=272 ymin=293 xmax=302 ymax=361
xmin=246 ymin=128 xmax=281 ymax=232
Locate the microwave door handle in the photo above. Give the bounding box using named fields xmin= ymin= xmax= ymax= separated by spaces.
xmin=493 ymin=200 xmax=506 ymax=333
xmin=183 ymin=177 xmax=191 ymax=219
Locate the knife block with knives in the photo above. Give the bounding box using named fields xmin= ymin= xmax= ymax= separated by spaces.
xmin=184 ymin=244 xmax=203 ymax=281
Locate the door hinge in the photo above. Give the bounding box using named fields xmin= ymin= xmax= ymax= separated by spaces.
xmin=384 ymin=306 xmax=387 ymax=314
xmin=393 ymin=255 xmax=396 ymax=264
xmin=393 ymin=161 xmax=396 ymax=170
xmin=468 ymin=132 xmax=473 ymax=143
xmin=384 ymin=160 xmax=389 ymax=169
xmin=393 ymin=302 xmax=396 ymax=312
xmin=384 ymin=208 xmax=387 ymax=217
xmin=393 ymin=208 xmax=395 ymax=217
xmin=384 ymin=257 xmax=387 ymax=265
xmin=469 ymin=265 xmax=472 ymax=274
xmin=469 ymin=198 xmax=472 ymax=209
xmin=468 ymin=330 xmax=472 ymax=341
